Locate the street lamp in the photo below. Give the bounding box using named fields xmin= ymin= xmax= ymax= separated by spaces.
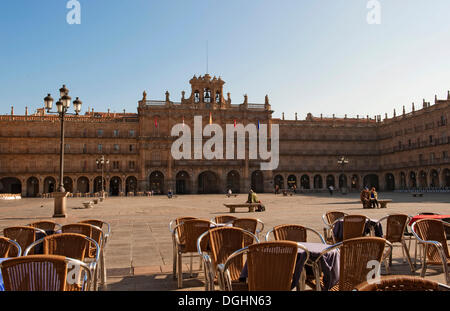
xmin=337 ymin=156 xmax=349 ymax=194
xmin=44 ymin=85 xmax=82 ymax=217
xmin=96 ymin=155 xmax=109 ymax=198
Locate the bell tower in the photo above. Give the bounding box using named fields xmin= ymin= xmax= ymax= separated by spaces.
xmin=187 ymin=74 xmax=226 ymax=109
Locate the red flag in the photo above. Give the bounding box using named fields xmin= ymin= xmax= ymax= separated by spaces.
xmin=154 ymin=117 xmax=158 ymax=128
xmin=234 ymin=119 xmax=236 ymax=127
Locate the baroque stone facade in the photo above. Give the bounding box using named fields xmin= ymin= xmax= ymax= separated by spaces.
xmin=0 ymin=75 xmax=449 ymax=196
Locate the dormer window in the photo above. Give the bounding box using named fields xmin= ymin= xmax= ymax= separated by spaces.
xmin=204 ymin=88 xmax=211 ymax=103
xmin=194 ymin=91 xmax=200 ymax=103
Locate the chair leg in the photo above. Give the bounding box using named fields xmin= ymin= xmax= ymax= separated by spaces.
xmin=100 ymin=249 xmax=107 ymax=287
xmin=420 ymin=245 xmax=427 ymax=278
xmin=177 ymin=252 xmax=183 ymax=289
xmin=172 ymin=244 xmax=177 ymax=279
xmin=402 ymin=240 xmax=415 ymax=273
xmin=190 ymin=255 xmax=194 ymax=277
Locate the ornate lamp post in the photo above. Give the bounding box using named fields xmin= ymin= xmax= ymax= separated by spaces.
xmin=96 ymin=155 xmax=109 ymax=198
xmin=337 ymin=156 xmax=349 ymax=194
xmin=44 ymin=85 xmax=82 ymax=217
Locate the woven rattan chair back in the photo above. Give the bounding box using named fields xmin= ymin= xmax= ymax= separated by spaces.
xmin=355 ymin=275 xmax=446 ymax=291
xmin=414 ymin=219 xmax=450 ymax=262
xmin=1 ymin=255 xmax=68 ymax=291
xmin=41 ymin=233 xmax=89 ymax=261
xmin=342 ymin=215 xmax=367 ymax=241
xmin=179 ymin=219 xmax=212 ymax=253
xmin=3 ymin=226 xmax=39 ymax=256
xmin=272 ymin=224 xmax=307 ymax=242
xmin=174 ymin=217 xmax=197 ymax=245
xmin=62 ymin=224 xmax=103 ymax=259
xmin=214 ymin=215 xmax=238 ymax=224
xmin=385 ymin=214 xmax=409 ymax=243
xmin=326 ymin=211 xmax=346 ymax=225
xmin=232 ymin=218 xmax=259 ymax=246
xmin=339 ymin=237 xmax=387 ymax=291
xmin=246 ymin=241 xmax=298 ymax=291
xmin=0 ymin=237 xmax=21 ymax=258
xmin=29 ymin=221 xmax=59 ymax=232
xmin=208 ymin=227 xmax=255 ymax=282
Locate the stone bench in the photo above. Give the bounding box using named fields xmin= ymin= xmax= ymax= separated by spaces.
xmin=377 ymin=199 xmax=392 ymax=209
xmin=412 ymin=193 xmax=424 ymax=197
xmin=223 ymin=203 xmax=261 ymax=213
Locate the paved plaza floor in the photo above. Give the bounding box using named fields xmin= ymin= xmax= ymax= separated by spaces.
xmin=0 ymin=191 xmax=449 ymax=291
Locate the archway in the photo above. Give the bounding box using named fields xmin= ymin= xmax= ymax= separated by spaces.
xmin=63 ymin=177 xmax=73 ymax=193
xmin=93 ymin=176 xmax=106 ymax=193
xmin=385 ymin=173 xmax=395 ymax=191
xmin=339 ymin=174 xmax=347 ymax=189
xmin=326 ymin=175 xmax=335 ymax=188
xmin=287 ymin=175 xmax=297 ymax=190
xmin=0 ymin=178 xmax=22 ymax=194
xmin=444 ymin=169 xmax=450 ymax=187
xmin=77 ymin=177 xmax=89 ymax=194
xmin=251 ymin=171 xmax=264 ymax=193
xmin=430 ymin=170 xmax=439 ymax=187
xmin=418 ymin=171 xmax=427 ymax=188
xmin=198 ymin=171 xmax=219 ymax=194
xmin=363 ymin=174 xmax=379 ymax=190
xmin=351 ymin=175 xmax=359 ymax=190
xmin=149 ymin=171 xmax=164 ymax=194
xmin=44 ymin=177 xmax=56 ymax=193
xmin=274 ymin=175 xmax=284 ymax=190
xmin=27 ymin=177 xmax=39 ymax=197
xmin=226 ymin=170 xmax=240 ymax=194
xmin=109 ymin=176 xmax=122 ymax=196
xmin=300 ymin=175 xmax=310 ymax=190
xmin=313 ymin=175 xmax=323 ymax=189
xmin=125 ymin=176 xmax=137 ymax=194
xmin=176 ymin=171 xmax=190 ymax=194
xmin=409 ymin=172 xmax=417 ymax=188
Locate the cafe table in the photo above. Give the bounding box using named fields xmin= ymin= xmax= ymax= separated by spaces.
xmin=409 ymin=214 xmax=450 ymax=226
xmin=239 ymin=242 xmax=340 ymax=291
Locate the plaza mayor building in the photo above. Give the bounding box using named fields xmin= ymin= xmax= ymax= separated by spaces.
xmin=0 ymin=74 xmax=449 ymax=197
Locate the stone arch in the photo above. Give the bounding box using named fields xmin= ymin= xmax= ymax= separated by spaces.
xmin=77 ymin=177 xmax=90 ymax=194
xmin=409 ymin=171 xmax=417 ymax=188
xmin=26 ymin=177 xmax=39 ymax=197
xmin=149 ymin=171 xmax=165 ymax=194
xmin=274 ymin=174 xmax=284 ymax=190
xmin=430 ymin=169 xmax=439 ymax=187
xmin=109 ymin=176 xmax=122 ymax=196
xmin=226 ymin=170 xmax=240 ymax=194
xmin=363 ymin=174 xmax=379 ymax=190
xmin=300 ymin=175 xmax=310 ymax=190
xmin=444 ymin=169 xmax=450 ymax=187
xmin=385 ymin=173 xmax=395 ymax=191
xmin=339 ymin=174 xmax=348 ymax=189
xmin=251 ymin=170 xmax=264 ymax=193
xmin=125 ymin=176 xmax=138 ymax=194
xmin=351 ymin=174 xmax=359 ymax=190
xmin=418 ymin=171 xmax=427 ymax=188
xmin=313 ymin=175 xmax=323 ymax=189
xmin=326 ymin=175 xmax=335 ymax=188
xmin=43 ymin=176 xmax=57 ymax=193
xmin=0 ymin=177 xmax=22 ymax=194
xmin=63 ymin=176 xmax=73 ymax=193
xmin=176 ymin=171 xmax=190 ymax=194
xmin=198 ymin=171 xmax=219 ymax=194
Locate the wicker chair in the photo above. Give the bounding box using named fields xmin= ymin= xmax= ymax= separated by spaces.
xmin=212 ymin=215 xmax=238 ymax=224
xmin=322 ymin=211 xmax=348 ymax=244
xmin=61 ymin=224 xmax=104 ymax=290
xmin=330 ymin=215 xmax=368 ymax=243
xmin=197 ymin=226 xmax=259 ymax=291
xmin=411 ymin=219 xmax=450 ymax=285
xmin=412 ymin=212 xmax=441 ymax=266
xmin=169 ymin=217 xmax=197 ymax=279
xmin=0 ymin=254 xmax=91 ymax=291
xmin=0 ymin=237 xmax=22 ymax=258
xmin=28 ymin=221 xmax=62 ymax=232
xmin=311 ymin=237 xmax=393 ymax=291
xmin=3 ymin=226 xmax=47 ymax=256
xmin=375 ymin=214 xmax=414 ymax=273
xmin=230 ymin=218 xmax=264 ymax=241
xmin=23 ymin=233 xmax=99 ymax=291
xmin=173 ymin=219 xmax=214 ymax=288
xmin=218 ymin=241 xmax=309 ymax=291
xmin=78 ymin=219 xmax=111 ymax=287
xmin=265 ymin=224 xmax=326 ymax=244
xmin=354 ymin=275 xmax=450 ymax=291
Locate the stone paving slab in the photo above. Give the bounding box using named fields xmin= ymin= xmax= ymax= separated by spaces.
xmin=1 ymin=192 xmax=450 ymax=291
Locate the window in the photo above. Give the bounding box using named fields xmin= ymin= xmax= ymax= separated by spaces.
xmin=129 ymin=144 xmax=135 ymax=152
xmin=204 ymin=88 xmax=211 ymax=103
xmin=112 ymin=161 xmax=120 ymax=170
xmin=83 ymin=144 xmax=87 ymax=154
xmin=113 ymin=130 xmax=119 ymax=137
xmin=113 ymin=144 xmax=120 ymax=152
xmin=444 ymin=151 xmax=449 ymax=159
xmin=408 ymin=139 xmax=411 ymax=147
xmin=129 ymin=130 xmax=135 ymax=137
xmin=430 ymin=153 xmax=435 ymax=162
xmin=194 ymin=91 xmax=200 ymax=103
xmin=97 ymin=129 xmax=104 ymax=137
xmin=64 ymin=144 xmax=70 ymax=152
xmin=129 ymin=161 xmax=135 ymax=169
xmin=429 ymin=135 xmax=433 ymax=143
xmin=215 ymin=91 xmax=221 ymax=103
xmin=98 ymin=144 xmax=103 ymax=153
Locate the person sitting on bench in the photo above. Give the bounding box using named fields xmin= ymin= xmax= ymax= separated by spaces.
xmin=370 ymin=187 xmax=379 ymax=208
xmin=360 ymin=187 xmax=371 ymax=209
xmin=247 ymin=189 xmax=265 ymax=212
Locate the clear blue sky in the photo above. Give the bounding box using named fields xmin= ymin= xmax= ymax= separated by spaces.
xmin=1 ymin=0 xmax=450 ymax=119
